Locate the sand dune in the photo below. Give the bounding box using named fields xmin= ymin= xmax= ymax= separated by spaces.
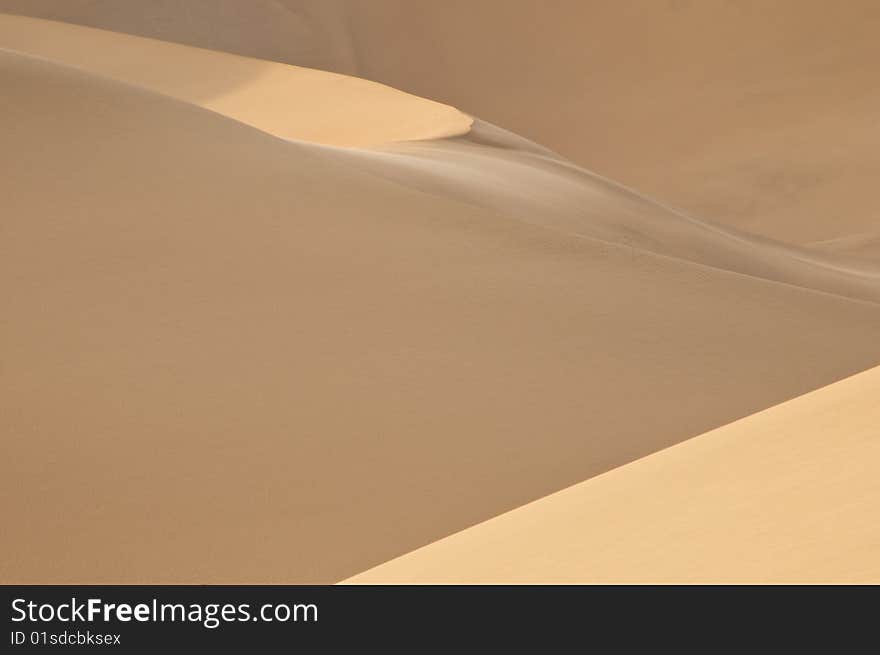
xmin=4 ymin=47 xmax=880 ymax=583
xmin=3 ymin=9 xmax=880 ymax=585
xmin=0 ymin=0 xmax=364 ymax=75
xmin=8 ymin=1 xmax=878 ymax=250
xmin=337 ymin=123 xmax=880 ymax=303
xmin=345 ymin=365 xmax=880 ymax=584
xmin=0 ymin=13 xmax=470 ymax=147
xmin=346 ymin=0 xmax=880 ymax=249
xmin=811 ymin=233 xmax=880 ymax=261
xmin=2 ymin=15 xmax=877 ymax=304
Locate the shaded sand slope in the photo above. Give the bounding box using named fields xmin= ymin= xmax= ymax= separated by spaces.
xmin=345 ymin=365 xmax=880 ymax=584
xmin=812 ymin=233 xmax=880 ymax=261
xmin=0 ymin=0 xmax=363 ymax=75
xmin=1 ymin=15 xmax=877 ymax=303
xmin=338 ymin=122 xmax=880 ymax=303
xmin=0 ymin=13 xmax=470 ymax=147
xmin=8 ymin=1 xmax=879 ymax=249
xmin=346 ymin=0 xmax=880 ymax=248
xmin=4 ymin=51 xmax=880 ymax=583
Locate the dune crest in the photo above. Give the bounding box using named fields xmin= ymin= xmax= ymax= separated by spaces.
xmin=5 ymin=2 xmax=879 ymax=248
xmin=0 ymin=13 xmax=471 ymax=147
xmin=4 ymin=6 xmax=880 ymax=587
xmin=3 ymin=14 xmax=877 ymax=303
xmin=327 ymin=121 xmax=880 ymax=303
xmin=4 ymin=49 xmax=880 ymax=583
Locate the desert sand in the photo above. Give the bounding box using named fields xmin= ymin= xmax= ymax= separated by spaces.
xmin=4 ymin=1 xmax=880 ymax=250
xmin=1 ymin=7 xmax=878 ymax=584
xmin=345 ymin=364 xmax=880 ymax=584
xmin=0 ymin=13 xmax=470 ymax=147
xmin=2 ymin=15 xmax=878 ymax=305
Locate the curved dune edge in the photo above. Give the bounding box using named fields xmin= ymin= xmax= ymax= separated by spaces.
xmin=343 ymin=365 xmax=880 ymax=584
xmin=4 ymin=48 xmax=880 ymax=583
xmin=2 ymin=14 xmax=877 ymax=304
xmin=323 ymin=122 xmax=880 ymax=304
xmin=0 ymin=13 xmax=472 ymax=147
xmin=6 ymin=2 xmax=880 ymax=249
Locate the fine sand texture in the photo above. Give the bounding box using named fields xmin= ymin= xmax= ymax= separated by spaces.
xmin=345 ymin=365 xmax=880 ymax=584
xmin=339 ymin=125 xmax=880 ymax=304
xmin=3 ymin=16 xmax=878 ymax=304
xmin=5 ymin=2 xmax=880 ymax=250
xmin=3 ymin=9 xmax=880 ymax=586
xmin=0 ymin=13 xmax=470 ymax=147
xmin=4 ymin=46 xmax=880 ymax=583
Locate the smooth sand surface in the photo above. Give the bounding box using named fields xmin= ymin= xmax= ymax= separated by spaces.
xmin=0 ymin=13 xmax=470 ymax=147
xmin=8 ymin=1 xmax=878 ymax=250
xmin=812 ymin=233 xmax=880 ymax=261
xmin=341 ymin=123 xmax=880 ymax=303
xmin=345 ymin=365 xmax=880 ymax=584
xmin=0 ymin=0 xmax=364 ymax=74
xmin=346 ymin=0 xmax=880 ymax=248
xmin=3 ymin=15 xmax=878 ymax=303
xmin=4 ymin=49 xmax=880 ymax=583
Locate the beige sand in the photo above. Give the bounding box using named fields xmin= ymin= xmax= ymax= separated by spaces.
xmin=3 ymin=15 xmax=878 ymax=303
xmin=0 ymin=0 xmax=364 ymax=75
xmin=344 ymin=126 xmax=880 ymax=303
xmin=0 ymin=13 xmax=470 ymax=147
xmin=8 ymin=1 xmax=878 ymax=250
xmin=345 ymin=365 xmax=880 ymax=584
xmin=346 ymin=0 xmax=880 ymax=248
xmin=3 ymin=47 xmax=880 ymax=583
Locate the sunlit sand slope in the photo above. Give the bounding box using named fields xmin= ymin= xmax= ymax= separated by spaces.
xmin=346 ymin=366 xmax=880 ymax=584
xmin=2 ymin=14 xmax=876 ymax=303
xmin=0 ymin=0 xmax=363 ymax=74
xmin=3 ymin=51 xmax=880 ymax=583
xmin=0 ymin=13 xmax=471 ymax=147
xmin=8 ymin=1 xmax=877 ymax=249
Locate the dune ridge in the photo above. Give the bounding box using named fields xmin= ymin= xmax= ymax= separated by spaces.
xmin=5 ymin=1 xmax=880 ymax=249
xmin=2 ymin=14 xmax=877 ymax=304
xmin=4 ymin=49 xmax=880 ymax=583
xmin=344 ymin=364 xmax=880 ymax=584
xmin=4 ymin=8 xmax=880 ymax=586
xmin=0 ymin=13 xmax=471 ymax=147
xmin=328 ymin=122 xmax=880 ymax=303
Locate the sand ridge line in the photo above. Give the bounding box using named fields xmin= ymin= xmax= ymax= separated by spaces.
xmin=0 ymin=12 xmax=472 ymax=147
